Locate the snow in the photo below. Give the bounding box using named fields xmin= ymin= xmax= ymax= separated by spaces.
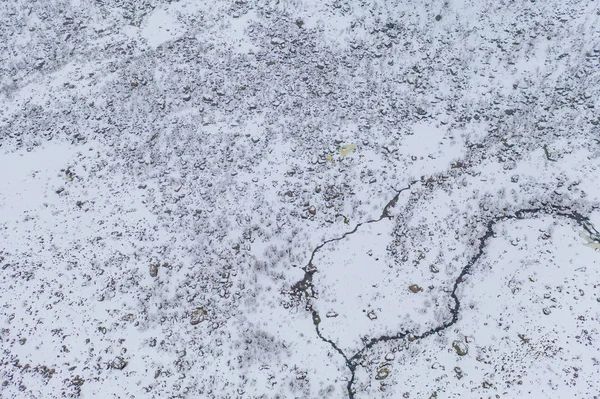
xmin=1 ymin=0 xmax=600 ymax=397
xmin=141 ymin=8 xmax=184 ymax=49
xmin=0 ymin=144 xmax=79 ymax=217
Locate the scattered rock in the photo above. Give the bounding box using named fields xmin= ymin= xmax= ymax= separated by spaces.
xmin=431 ymin=362 xmax=444 ymax=370
xmin=452 ymin=340 xmax=468 ymax=356
xmin=111 ymin=357 xmax=128 ymax=370
xmin=543 ymin=307 xmax=552 ymax=315
xmin=454 ymin=366 xmax=463 ymax=379
xmin=71 ymin=376 xmax=84 ymax=387
xmin=409 ymin=284 xmax=422 ymax=293
xmin=375 ymin=367 xmax=389 ymax=380
xmin=191 ymin=307 xmax=208 ymax=325
xmin=312 ymin=312 xmax=321 ymax=325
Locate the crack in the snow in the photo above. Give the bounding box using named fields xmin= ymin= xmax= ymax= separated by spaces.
xmin=289 ymin=188 xmax=600 ymax=398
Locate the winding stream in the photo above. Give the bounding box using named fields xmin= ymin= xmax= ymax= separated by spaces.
xmin=289 ymin=191 xmax=600 ymax=398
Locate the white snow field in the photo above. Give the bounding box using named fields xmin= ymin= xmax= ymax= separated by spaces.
xmin=1 ymin=0 xmax=600 ymax=398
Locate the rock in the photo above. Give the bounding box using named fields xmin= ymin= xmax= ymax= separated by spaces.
xmin=543 ymin=307 xmax=551 ymax=315
xmin=431 ymin=362 xmax=443 ymax=370
xmin=190 ymin=307 xmax=208 ymax=325
xmin=312 ymin=312 xmax=321 ymax=325
xmin=452 ymin=340 xmax=468 ymax=356
xmin=71 ymin=376 xmax=85 ymax=387
xmin=375 ymin=368 xmax=389 ymax=380
xmin=149 ymin=264 xmax=159 ymax=277
xmin=409 ymin=284 xmax=422 ymax=293
xmin=111 ymin=357 xmax=128 ymax=370
xmin=454 ymin=366 xmax=463 ymax=379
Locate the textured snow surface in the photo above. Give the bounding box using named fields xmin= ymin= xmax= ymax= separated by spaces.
xmin=1 ymin=0 xmax=600 ymax=398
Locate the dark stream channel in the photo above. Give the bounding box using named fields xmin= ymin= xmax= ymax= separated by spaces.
xmin=289 ymin=188 xmax=600 ymax=398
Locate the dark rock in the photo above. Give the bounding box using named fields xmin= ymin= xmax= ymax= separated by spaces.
xmin=409 ymin=284 xmax=422 ymax=293
xmin=111 ymin=357 xmax=128 ymax=370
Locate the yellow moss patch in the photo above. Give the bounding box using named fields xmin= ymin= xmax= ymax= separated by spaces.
xmin=339 ymin=144 xmax=356 ymax=158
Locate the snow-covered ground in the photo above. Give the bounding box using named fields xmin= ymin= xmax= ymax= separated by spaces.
xmin=1 ymin=0 xmax=599 ymax=397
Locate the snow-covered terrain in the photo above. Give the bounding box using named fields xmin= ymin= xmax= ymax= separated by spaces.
xmin=1 ymin=0 xmax=600 ymax=397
